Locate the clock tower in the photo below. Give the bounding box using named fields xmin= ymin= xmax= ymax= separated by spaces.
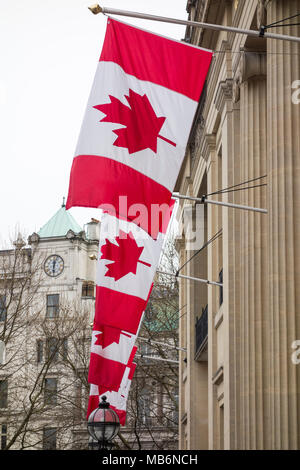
xmin=28 ymin=201 xmax=100 ymax=318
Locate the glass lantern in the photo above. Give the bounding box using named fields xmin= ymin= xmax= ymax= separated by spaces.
xmin=87 ymin=396 xmax=120 ymax=450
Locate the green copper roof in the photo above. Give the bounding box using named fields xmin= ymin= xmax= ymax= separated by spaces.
xmin=38 ymin=204 xmax=82 ymax=238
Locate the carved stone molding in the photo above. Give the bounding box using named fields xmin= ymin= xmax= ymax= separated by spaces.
xmin=232 ymin=73 xmax=241 ymax=103
xmin=232 ymin=51 xmax=267 ymax=103
xmin=257 ymin=0 xmax=269 ymax=29
xmin=201 ymin=133 xmax=217 ymax=162
xmin=240 ymin=51 xmax=267 ymax=83
xmin=28 ymin=232 xmax=40 ymax=245
xmin=214 ymin=79 xmax=233 ymax=113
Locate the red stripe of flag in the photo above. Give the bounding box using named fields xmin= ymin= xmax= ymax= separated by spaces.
xmin=100 ymin=18 xmax=212 ymax=102
xmin=66 ymin=155 xmax=172 ymax=238
xmin=88 ymin=352 xmax=126 ymax=391
xmin=94 ymin=285 xmax=147 ymax=334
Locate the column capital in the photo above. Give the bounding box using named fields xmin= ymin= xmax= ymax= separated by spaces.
xmin=233 ymin=51 xmax=266 ymax=102
xmin=240 ymin=51 xmax=266 ymax=83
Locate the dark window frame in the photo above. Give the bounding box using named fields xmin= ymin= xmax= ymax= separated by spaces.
xmin=0 ymin=295 xmax=6 ymax=322
xmin=44 ymin=378 xmax=57 ymax=406
xmin=37 ymin=340 xmax=44 ymax=363
xmin=81 ymin=281 xmax=95 ymax=298
xmin=0 ymin=379 xmax=8 ymax=408
xmin=1 ymin=423 xmax=7 ymax=450
xmin=46 ymin=337 xmax=59 ymax=362
xmin=46 ymin=294 xmax=59 ymax=318
xmin=219 ymin=269 xmax=223 ymax=306
xmin=43 ymin=427 xmax=57 ymax=450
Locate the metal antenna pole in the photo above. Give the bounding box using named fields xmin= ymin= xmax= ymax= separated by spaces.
xmin=88 ymin=5 xmax=300 ymax=44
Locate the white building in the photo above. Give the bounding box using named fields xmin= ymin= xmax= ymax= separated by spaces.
xmin=0 ymin=202 xmax=99 ymax=449
xmin=0 ymin=202 xmax=179 ymax=450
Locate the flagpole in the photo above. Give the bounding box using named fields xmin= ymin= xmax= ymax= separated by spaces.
xmin=137 ymin=354 xmax=179 ymax=365
xmin=88 ymin=5 xmax=300 ymax=44
xmin=157 ymin=270 xmax=222 ymax=287
xmin=172 ymin=193 xmax=268 ymax=214
xmin=138 ymin=336 xmax=187 ymax=352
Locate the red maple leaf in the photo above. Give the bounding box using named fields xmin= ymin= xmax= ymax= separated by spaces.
xmin=100 ymin=229 xmax=151 ymax=281
xmin=99 ymin=386 xmax=112 ymax=395
xmin=94 ymin=326 xmax=131 ymax=349
xmin=94 ymin=89 xmax=176 ymax=154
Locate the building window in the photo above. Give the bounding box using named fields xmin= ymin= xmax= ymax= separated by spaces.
xmin=81 ymin=281 xmax=94 ymax=298
xmin=140 ymin=342 xmax=154 ymax=365
xmin=0 ymin=380 xmax=8 ymax=408
xmin=145 ymin=303 xmax=156 ymax=322
xmin=43 ymin=427 xmax=57 ymax=450
xmin=46 ymin=294 xmax=59 ymax=318
xmin=137 ymin=388 xmax=151 ymax=426
xmin=219 ymin=269 xmax=223 ymax=306
xmin=37 ymin=340 xmax=44 ymax=363
xmin=62 ymin=338 xmax=68 ymax=361
xmin=46 ymin=338 xmax=59 ymax=362
xmin=45 ymin=337 xmax=67 ymax=362
xmin=0 ymin=424 xmax=7 ymax=450
xmin=44 ymin=378 xmax=57 ymax=406
xmin=0 ymin=296 xmax=6 ymax=322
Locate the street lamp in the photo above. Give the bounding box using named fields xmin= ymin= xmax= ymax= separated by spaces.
xmin=87 ymin=396 xmax=120 ymax=450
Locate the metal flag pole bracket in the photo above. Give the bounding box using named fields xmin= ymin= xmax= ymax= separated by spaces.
xmin=172 ymin=193 xmax=268 ymax=214
xmin=138 ymin=336 xmax=187 ymax=352
xmin=157 ymin=270 xmax=222 ymax=287
xmin=137 ymin=353 xmax=179 ymax=365
xmin=88 ymin=4 xmax=300 ymax=44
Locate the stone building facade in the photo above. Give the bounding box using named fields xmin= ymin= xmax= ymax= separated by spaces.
xmin=0 ymin=204 xmax=179 ymax=450
xmin=176 ymin=0 xmax=300 ymax=450
xmin=0 ymin=203 xmax=99 ymax=449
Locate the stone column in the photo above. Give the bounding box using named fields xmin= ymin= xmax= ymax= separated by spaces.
xmin=214 ymin=78 xmax=242 ymax=450
xmin=186 ymin=218 xmax=209 ymax=450
xmin=238 ymin=50 xmax=269 ymax=449
xmin=203 ymin=133 xmax=220 ymax=449
xmin=177 ymin=237 xmax=187 ymax=450
xmin=266 ymin=0 xmax=300 ymax=450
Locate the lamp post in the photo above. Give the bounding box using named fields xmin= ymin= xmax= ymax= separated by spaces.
xmin=87 ymin=396 xmax=120 ymax=450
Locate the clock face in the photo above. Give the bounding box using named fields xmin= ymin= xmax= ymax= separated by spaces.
xmin=44 ymin=255 xmax=64 ymax=277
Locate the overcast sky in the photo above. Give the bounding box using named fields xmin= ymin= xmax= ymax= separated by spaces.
xmin=0 ymin=0 xmax=187 ymax=246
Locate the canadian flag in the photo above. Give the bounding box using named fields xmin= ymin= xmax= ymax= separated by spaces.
xmin=88 ymin=326 xmax=137 ymax=391
xmin=66 ymin=18 xmax=212 ymax=237
xmin=94 ymin=212 xmax=163 ymax=333
xmin=87 ymin=362 xmax=136 ymax=425
xmin=67 ymin=17 xmax=213 ymax=422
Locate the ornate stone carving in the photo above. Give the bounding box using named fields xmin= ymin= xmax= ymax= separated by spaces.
xmin=232 ymin=51 xmax=266 ymax=104
xmin=240 ymin=51 xmax=267 ymax=83
xmin=28 ymin=232 xmax=40 ymax=245
xmin=201 ymin=133 xmax=216 ymax=162
xmin=214 ymin=79 xmax=233 ymax=112
xmin=190 ymin=113 xmax=205 ymax=167
xmin=233 ymin=73 xmax=242 ymax=103
xmin=257 ymin=0 xmax=268 ymax=29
